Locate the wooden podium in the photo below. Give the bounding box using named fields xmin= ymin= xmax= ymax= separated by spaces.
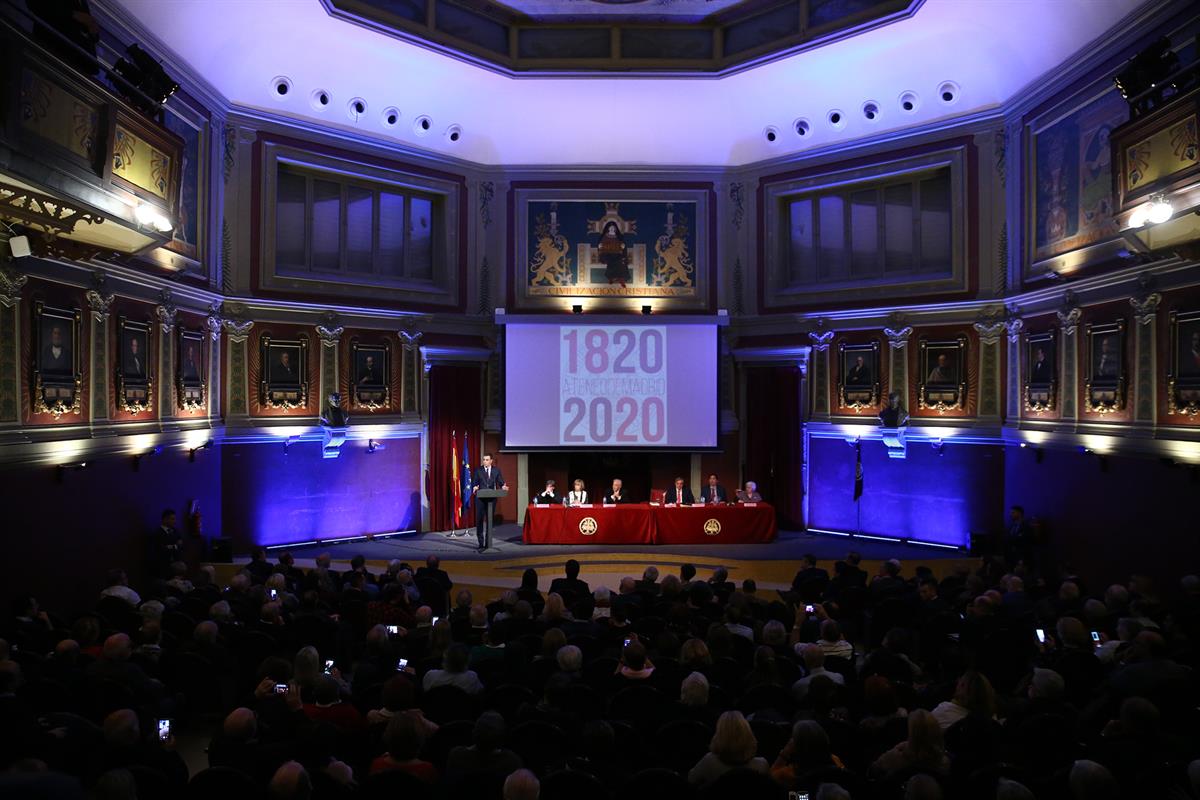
xmin=476 ymin=488 xmax=508 ymax=552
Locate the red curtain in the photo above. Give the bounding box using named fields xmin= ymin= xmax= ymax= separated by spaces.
xmin=744 ymin=366 xmax=804 ymax=528
xmin=427 ymin=364 xmax=482 ymax=532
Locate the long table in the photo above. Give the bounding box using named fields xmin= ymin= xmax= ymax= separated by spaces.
xmin=522 ymin=503 xmax=777 ymax=545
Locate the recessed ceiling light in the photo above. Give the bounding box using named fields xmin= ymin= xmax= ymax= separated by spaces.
xmin=413 ymin=115 xmax=432 ymax=136
xmin=310 ymin=89 xmax=331 ymax=111
xmin=898 ymin=90 xmax=920 ymax=113
xmin=763 ymin=126 xmax=779 ymax=143
xmin=381 ymin=106 xmax=400 ymax=127
xmin=793 ymin=118 xmax=811 ymax=137
xmin=347 ymin=97 xmax=367 ymax=121
xmin=271 ymin=76 xmax=292 ymax=99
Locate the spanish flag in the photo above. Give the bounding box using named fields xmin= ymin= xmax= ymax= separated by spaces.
xmin=451 ymin=430 xmax=462 ymax=528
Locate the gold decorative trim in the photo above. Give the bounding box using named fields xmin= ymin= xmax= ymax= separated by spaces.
xmin=837 ymin=382 xmax=880 ymax=413
xmin=1024 ymin=380 xmax=1057 ymax=413
xmin=1166 ymin=378 xmax=1200 ymax=417
xmin=916 ymin=382 xmax=967 ymax=414
xmin=1084 ymin=377 xmax=1125 ymax=414
xmin=33 ymin=373 xmax=81 ymax=418
xmin=177 ymin=379 xmax=207 ymax=413
xmin=116 ymin=373 xmax=154 ymax=414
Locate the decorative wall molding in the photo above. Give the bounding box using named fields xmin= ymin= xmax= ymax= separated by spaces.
xmin=1005 ymin=317 xmax=1024 ymax=344
xmin=973 ymin=321 xmax=1007 ymax=346
xmin=222 ymin=318 xmax=254 ymax=343
xmin=729 ymin=182 xmax=745 ymax=231
xmin=1056 ymin=307 xmax=1082 ymax=336
xmin=315 ymin=322 xmax=345 ymax=347
xmin=808 ymin=329 xmax=834 ymax=351
xmin=478 ymin=181 xmax=494 ymax=229
xmin=1130 ymin=292 xmax=1162 ymax=326
xmin=85 ymin=289 xmax=115 ymax=322
xmin=0 ymin=268 xmax=27 ymax=308
xmin=155 ymin=290 xmax=179 ymax=334
xmin=884 ymin=326 xmax=914 ymax=348
xmin=398 ymin=330 xmax=424 ymax=350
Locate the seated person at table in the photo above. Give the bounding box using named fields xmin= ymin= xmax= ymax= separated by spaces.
xmin=532 ymin=479 xmax=561 ymax=505
xmin=603 ymin=478 xmax=629 ymax=504
xmin=566 ymin=478 xmax=588 ymax=505
xmin=664 ymin=477 xmax=695 ymax=505
xmin=700 ymin=473 xmax=727 ymax=504
xmin=736 ymin=481 xmax=763 ymax=502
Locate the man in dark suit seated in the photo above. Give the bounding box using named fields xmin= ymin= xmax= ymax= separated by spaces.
xmin=532 ymin=479 xmax=561 ymax=505
xmin=635 ymin=566 xmax=661 ymax=596
xmin=415 ymin=555 xmax=453 ymax=596
xmin=549 ymin=559 xmax=589 ymax=604
xmin=699 ymin=473 xmax=728 ymax=504
xmin=791 ymin=554 xmax=830 ymax=595
xmin=603 ymin=478 xmax=629 ymax=504
xmin=663 ymin=477 xmax=695 ymax=505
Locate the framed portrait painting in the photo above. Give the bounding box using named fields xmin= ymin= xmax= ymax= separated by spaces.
xmin=1168 ymin=309 xmax=1200 ymax=417
xmin=917 ymin=336 xmax=967 ymax=413
xmin=177 ymin=328 xmax=206 ymax=412
xmin=260 ymin=335 xmax=308 ymax=409
xmin=116 ymin=317 xmax=153 ymax=413
xmin=837 ymin=340 xmax=880 ymax=412
xmin=1024 ymin=329 xmax=1057 ymax=412
xmin=33 ymin=301 xmax=81 ymax=417
xmin=350 ymin=340 xmax=390 ymax=411
xmin=1084 ymin=320 xmax=1125 ymax=413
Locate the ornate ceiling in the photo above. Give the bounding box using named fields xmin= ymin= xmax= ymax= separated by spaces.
xmin=326 ymin=0 xmax=916 ymax=74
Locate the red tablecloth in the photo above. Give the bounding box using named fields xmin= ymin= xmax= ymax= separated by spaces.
xmin=522 ymin=503 xmax=777 ymax=545
xmin=522 ymin=504 xmax=655 ymax=545
xmin=652 ymin=503 xmax=778 ymax=545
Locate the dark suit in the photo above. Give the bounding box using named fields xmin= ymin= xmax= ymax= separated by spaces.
xmin=847 ymin=364 xmax=871 ymax=385
xmin=549 ymin=577 xmax=590 ymax=604
xmin=357 ymin=365 xmax=381 ymax=385
xmin=700 ymin=485 xmax=727 ymax=504
xmin=603 ymin=491 xmax=628 ymax=505
xmin=664 ymin=487 xmax=695 ymax=505
xmin=533 ymin=491 xmax=561 ymax=505
xmin=41 ymin=343 xmax=70 ymax=374
xmin=471 ymin=465 xmax=505 ymax=548
xmin=1030 ymin=359 xmax=1052 ymax=384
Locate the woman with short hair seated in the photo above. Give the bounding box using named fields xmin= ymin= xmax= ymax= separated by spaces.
xmin=687 ymin=710 xmax=769 ymax=787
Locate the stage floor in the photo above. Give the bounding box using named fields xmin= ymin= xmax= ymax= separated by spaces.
xmin=219 ymin=525 xmax=971 ymax=603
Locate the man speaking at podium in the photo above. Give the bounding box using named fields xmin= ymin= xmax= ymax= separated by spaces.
xmin=471 ymin=453 xmax=508 ymax=552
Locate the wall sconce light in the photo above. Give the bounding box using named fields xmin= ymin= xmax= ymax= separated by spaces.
xmin=189 ymin=439 xmax=213 ymax=462
xmin=55 ymin=461 xmax=88 ymax=483
xmin=641 ymin=305 xmax=653 ymax=315
xmin=572 ymin=304 xmax=583 ymax=315
xmin=366 ymin=439 xmax=385 ymax=453
xmin=931 ymin=439 xmax=945 ymax=456
xmin=134 ymin=201 xmax=174 ymax=233
xmin=284 ymin=436 xmax=297 ymax=454
xmin=133 ymin=444 xmax=164 ymax=471
xmin=1127 ymin=193 xmax=1174 ymax=228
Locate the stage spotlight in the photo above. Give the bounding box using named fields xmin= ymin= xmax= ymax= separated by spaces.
xmin=111 ymin=43 xmax=179 ymax=115
xmin=641 ymin=305 xmax=653 ymax=315
xmin=132 ymin=444 xmax=163 ymax=472
xmin=366 ymin=439 xmax=386 ymax=453
xmin=1019 ymin=441 xmax=1027 ymax=448
xmin=572 ymin=304 xmax=583 ymax=315
xmin=931 ymin=439 xmax=945 ymax=456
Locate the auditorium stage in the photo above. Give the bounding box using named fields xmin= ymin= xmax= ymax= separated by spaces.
xmin=211 ymin=525 xmax=972 ymax=604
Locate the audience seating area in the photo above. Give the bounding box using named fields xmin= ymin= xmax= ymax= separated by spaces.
xmin=1 ymin=551 xmax=1198 ymax=800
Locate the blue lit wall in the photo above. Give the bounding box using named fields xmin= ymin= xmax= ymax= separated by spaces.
xmin=806 ymin=435 xmax=1004 ymax=547
xmin=221 ymin=436 xmax=423 ymax=549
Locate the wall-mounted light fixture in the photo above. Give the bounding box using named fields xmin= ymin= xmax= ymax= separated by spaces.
xmin=572 ymin=304 xmax=583 ymax=315
xmin=55 ymin=461 xmax=88 ymax=483
xmin=133 ymin=444 xmax=164 ymax=472
xmin=366 ymin=439 xmax=385 ymax=453
xmin=189 ymin=439 xmax=213 ymax=462
xmin=641 ymin=305 xmax=653 ymax=315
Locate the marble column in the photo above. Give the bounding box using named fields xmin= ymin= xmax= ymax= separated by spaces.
xmin=315 ymin=320 xmax=344 ymax=408
xmin=222 ymin=318 xmax=254 ymax=419
xmin=1131 ymin=292 xmax=1162 ymax=425
xmin=808 ymin=329 xmax=834 ymax=419
xmin=0 ymin=267 xmax=28 ymax=425
xmin=884 ymin=326 xmax=914 ymax=407
xmin=973 ymin=320 xmax=1008 ymax=421
xmin=155 ymin=291 xmax=178 ymax=421
xmin=398 ymin=330 xmax=423 ymax=421
xmin=1056 ymin=305 xmax=1081 ymax=422
xmin=85 ymin=284 xmax=114 ymax=422
xmin=1004 ymin=317 xmax=1024 ymax=420
xmin=204 ymin=307 xmax=223 ymax=420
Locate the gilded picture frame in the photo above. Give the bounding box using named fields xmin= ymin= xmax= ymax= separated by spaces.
xmin=1167 ymin=309 xmax=1200 ymax=417
xmin=260 ymin=335 xmax=308 ymax=410
xmin=32 ymin=301 xmax=81 ymax=418
xmin=917 ymin=336 xmax=967 ymax=414
xmin=837 ymin=340 xmax=881 ymax=413
xmin=1084 ymin=320 xmax=1125 ymax=414
xmin=1024 ymin=329 xmax=1057 ymax=412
